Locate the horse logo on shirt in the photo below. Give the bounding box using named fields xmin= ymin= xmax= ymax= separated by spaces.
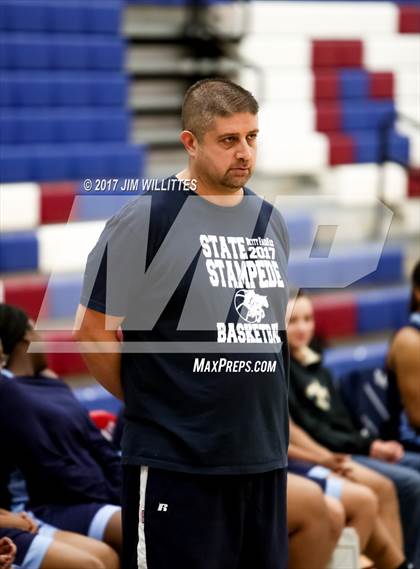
xmin=234 ymin=289 xmax=269 ymax=323
xmin=306 ymin=380 xmax=331 ymax=411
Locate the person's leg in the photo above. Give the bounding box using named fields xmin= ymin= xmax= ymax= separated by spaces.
xmin=352 ymin=455 xmax=420 ymax=565
xmin=31 ymin=503 xmax=121 ymax=555
xmin=364 ymin=519 xmax=405 ymax=569
xmin=53 ymin=531 xmax=120 ymax=569
xmin=40 ymin=540 xmax=107 ymax=569
xmin=287 ymin=474 xmax=342 ymax=569
xmin=87 ymin=506 xmax=121 ymax=554
xmin=345 ymin=460 xmax=404 ymax=548
xmin=338 ymin=479 xmax=377 ymax=551
xmin=102 ymin=510 xmax=122 ymax=555
xmin=398 ymin=451 xmax=420 ymax=474
xmin=324 ymin=496 xmax=346 ymax=543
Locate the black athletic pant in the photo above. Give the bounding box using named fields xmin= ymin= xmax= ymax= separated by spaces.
xmin=122 ymin=465 xmax=288 ymax=569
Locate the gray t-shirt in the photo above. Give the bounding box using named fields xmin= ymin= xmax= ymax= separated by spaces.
xmin=80 ymin=177 xmax=290 ymax=474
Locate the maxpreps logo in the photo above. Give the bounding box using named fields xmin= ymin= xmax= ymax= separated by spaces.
xmin=200 ymin=234 xmax=284 ymax=344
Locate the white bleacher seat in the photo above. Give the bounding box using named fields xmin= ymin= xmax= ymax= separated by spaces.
xmin=321 ymin=162 xmax=408 ymax=205
xmin=327 ymin=527 xmax=360 ymax=569
xmin=257 ymin=132 xmax=328 ymax=175
xmin=321 ymin=164 xmax=380 ymax=204
xmin=238 ymin=37 xmax=311 ymax=68
xmin=365 ymin=36 xmax=420 ymax=71
xmin=243 ymin=2 xmax=397 ymax=37
xmin=259 ymin=102 xmax=315 ymax=134
xmin=0 ymin=183 xmax=40 ymax=231
xmin=38 ymin=220 xmax=105 ymax=273
xmin=240 ymin=69 xmax=312 ymax=102
xmin=395 ymin=71 xmax=420 ymax=100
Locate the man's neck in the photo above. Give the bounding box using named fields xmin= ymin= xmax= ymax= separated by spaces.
xmin=176 ymin=169 xmax=244 ymax=207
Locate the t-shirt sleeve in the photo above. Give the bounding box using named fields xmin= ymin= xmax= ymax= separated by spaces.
xmin=79 ymin=199 xmax=148 ymax=317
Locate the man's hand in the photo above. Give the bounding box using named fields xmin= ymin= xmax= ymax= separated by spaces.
xmin=0 ymin=512 xmax=38 ymax=534
xmin=370 ymin=440 xmax=404 ymax=463
xmin=0 ymin=537 xmax=16 ymax=569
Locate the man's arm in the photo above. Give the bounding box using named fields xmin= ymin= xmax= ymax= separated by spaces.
xmin=73 ymin=304 xmax=124 ymax=400
xmin=390 ymin=327 xmax=420 ymax=428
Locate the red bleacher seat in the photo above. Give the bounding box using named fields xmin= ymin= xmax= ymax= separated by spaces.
xmin=399 ymin=5 xmax=420 ymax=34
xmin=312 ymin=294 xmax=357 ymax=339
xmin=408 ymin=168 xmax=420 ymax=197
xmin=4 ymin=276 xmax=47 ymax=320
xmin=326 ymin=133 xmax=354 ymax=165
xmin=40 ymin=182 xmax=76 ymax=224
xmin=312 ymin=40 xmax=363 ymax=68
xmin=45 ymin=330 xmax=87 ymax=376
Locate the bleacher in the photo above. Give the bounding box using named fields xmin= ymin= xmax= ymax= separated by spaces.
xmin=1 ymin=0 xmax=419 ymax=417
xmin=0 ymin=0 xmax=146 ymax=182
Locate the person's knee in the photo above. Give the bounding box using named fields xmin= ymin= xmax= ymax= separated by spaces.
xmin=354 ymin=485 xmax=378 ymax=520
xmin=95 ymin=543 xmax=120 ymax=569
xmin=325 ymin=497 xmax=345 ymax=542
xmin=376 ymin=474 xmax=398 ymax=505
xmin=72 ymin=555 xmax=106 ymax=569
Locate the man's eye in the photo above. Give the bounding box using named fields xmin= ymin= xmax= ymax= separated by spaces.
xmin=247 ymin=134 xmax=257 ymax=140
xmin=223 ymin=137 xmax=234 ymax=143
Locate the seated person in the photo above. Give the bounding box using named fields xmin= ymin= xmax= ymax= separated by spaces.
xmin=0 ymin=304 xmax=122 ymax=554
xmin=287 ymin=473 xmax=344 ymax=569
xmin=286 ymin=291 xmax=420 ymax=566
xmin=387 ymin=260 xmax=420 ymax=432
xmin=0 ymin=508 xmax=118 ymax=569
xmin=289 ymin=422 xmax=409 ymax=569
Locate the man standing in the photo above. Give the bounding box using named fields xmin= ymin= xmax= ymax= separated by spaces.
xmin=75 ymin=78 xmax=290 ymax=569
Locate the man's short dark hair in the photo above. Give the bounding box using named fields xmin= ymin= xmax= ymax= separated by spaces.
xmin=181 ymin=78 xmax=258 ymax=140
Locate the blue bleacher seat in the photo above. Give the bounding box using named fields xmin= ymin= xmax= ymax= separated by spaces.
xmin=339 ymin=70 xmax=369 ymax=99
xmin=288 ymin=244 xmax=403 ymax=288
xmin=284 ymin=212 xmax=314 ymax=249
xmin=356 ymin=286 xmax=410 ymax=333
xmin=342 ymin=101 xmax=395 ymax=133
xmin=50 ymin=4 xmax=86 ymax=34
xmin=74 ymin=384 xmax=122 ymax=415
xmin=17 ymin=74 xmax=52 ymax=106
xmin=92 ymin=112 xmax=129 ymax=141
xmin=89 ymin=39 xmax=124 ymax=70
xmin=31 ymin=145 xmax=73 ymax=181
xmin=77 ymin=193 xmax=135 ymax=222
xmin=0 ymin=35 xmax=124 ymax=71
xmin=1 ymin=2 xmax=47 ymax=33
xmin=0 ymin=231 xmax=38 ymax=272
xmin=55 ymin=75 xmax=91 ymax=106
xmin=92 ymin=75 xmax=127 ymax=106
xmin=357 ymin=245 xmax=403 ymax=285
xmin=0 ymin=146 xmax=32 ymax=181
xmin=353 ymin=131 xmax=381 ymax=163
xmin=48 ymin=274 xmax=83 ymax=319
xmin=386 ymin=130 xmax=410 ymax=165
xmin=0 ymin=113 xmax=18 ymax=144
xmin=324 ymin=341 xmax=388 ymax=378
xmin=86 ymin=5 xmax=121 ymax=35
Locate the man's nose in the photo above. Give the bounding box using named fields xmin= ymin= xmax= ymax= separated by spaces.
xmin=235 ymin=140 xmax=252 ymax=161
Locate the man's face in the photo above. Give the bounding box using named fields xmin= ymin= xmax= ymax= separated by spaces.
xmin=195 ymin=112 xmax=258 ymax=191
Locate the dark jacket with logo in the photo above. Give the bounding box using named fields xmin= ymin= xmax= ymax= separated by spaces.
xmin=288 ymin=354 xmax=374 ymax=454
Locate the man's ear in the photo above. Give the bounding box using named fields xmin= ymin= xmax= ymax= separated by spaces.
xmin=180 ymin=130 xmax=198 ymax=157
xmin=22 ymin=327 xmax=33 ymax=343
